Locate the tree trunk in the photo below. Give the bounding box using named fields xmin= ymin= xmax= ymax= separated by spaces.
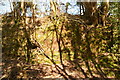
xmin=82 ymin=2 xmax=97 ymax=25
xmin=50 ymin=0 xmax=60 ymax=15
xmin=99 ymin=0 xmax=109 ymax=26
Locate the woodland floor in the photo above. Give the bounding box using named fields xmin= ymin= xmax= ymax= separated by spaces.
xmin=1 ymin=54 xmax=83 ymax=79
xmin=1 ymin=53 xmax=117 ymax=80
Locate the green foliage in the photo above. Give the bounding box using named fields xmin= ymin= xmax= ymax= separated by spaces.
xmin=2 ymin=2 xmax=120 ymax=79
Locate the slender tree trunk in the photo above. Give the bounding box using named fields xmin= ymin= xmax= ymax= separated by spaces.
xmin=50 ymin=0 xmax=60 ymax=15
xmin=21 ymin=1 xmax=31 ymax=63
xmin=99 ymin=0 xmax=109 ymax=26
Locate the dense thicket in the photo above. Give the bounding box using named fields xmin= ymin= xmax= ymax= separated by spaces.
xmin=1 ymin=1 xmax=120 ymax=79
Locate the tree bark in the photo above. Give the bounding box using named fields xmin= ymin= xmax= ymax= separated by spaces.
xmin=82 ymin=1 xmax=98 ymax=25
